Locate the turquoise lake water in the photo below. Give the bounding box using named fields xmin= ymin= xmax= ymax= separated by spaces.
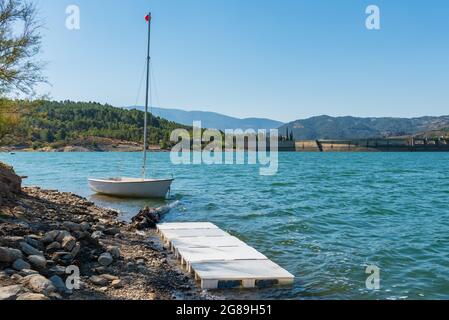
xmin=1 ymin=152 xmax=449 ymax=300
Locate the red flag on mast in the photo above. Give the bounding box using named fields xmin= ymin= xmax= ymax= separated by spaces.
xmin=145 ymin=14 xmax=151 ymax=22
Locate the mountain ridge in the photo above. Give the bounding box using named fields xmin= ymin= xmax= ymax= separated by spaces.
xmin=125 ymin=106 xmax=284 ymax=131
xmin=280 ymin=115 xmax=449 ymax=140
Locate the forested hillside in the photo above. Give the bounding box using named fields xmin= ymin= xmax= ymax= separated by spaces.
xmin=0 ymin=100 xmax=190 ymax=150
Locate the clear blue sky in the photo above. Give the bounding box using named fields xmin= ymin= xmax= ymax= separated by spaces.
xmin=34 ymin=0 xmax=449 ymax=122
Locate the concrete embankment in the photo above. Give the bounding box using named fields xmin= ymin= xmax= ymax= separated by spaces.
xmin=295 ymin=138 xmax=449 ymax=152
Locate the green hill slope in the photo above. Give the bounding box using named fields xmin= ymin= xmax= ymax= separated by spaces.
xmin=1 ymin=100 xmax=190 ymax=150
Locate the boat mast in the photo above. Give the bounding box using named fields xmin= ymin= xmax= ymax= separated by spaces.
xmin=142 ymin=12 xmax=151 ymax=179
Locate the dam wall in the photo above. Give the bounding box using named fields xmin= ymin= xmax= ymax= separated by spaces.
xmin=295 ymin=138 xmax=449 ymax=152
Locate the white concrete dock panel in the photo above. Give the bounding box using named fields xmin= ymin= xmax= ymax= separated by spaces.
xmin=157 ymin=222 xmax=295 ymax=290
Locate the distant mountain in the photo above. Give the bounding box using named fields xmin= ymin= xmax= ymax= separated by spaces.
xmin=280 ymin=115 xmax=449 ymax=140
xmin=126 ymin=106 xmax=284 ymax=131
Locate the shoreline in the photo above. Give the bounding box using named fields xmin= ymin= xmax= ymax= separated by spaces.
xmin=0 ymin=137 xmax=169 ymax=153
xmin=0 ymin=146 xmax=170 ymax=153
xmin=0 ymin=164 xmax=213 ymax=300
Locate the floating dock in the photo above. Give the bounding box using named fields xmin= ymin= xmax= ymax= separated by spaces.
xmin=156 ymin=222 xmax=294 ymax=289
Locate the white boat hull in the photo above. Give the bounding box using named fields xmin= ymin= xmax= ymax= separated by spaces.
xmin=88 ymin=177 xmax=174 ymax=198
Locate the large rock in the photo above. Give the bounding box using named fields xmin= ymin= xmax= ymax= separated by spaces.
xmin=46 ymin=241 xmax=61 ymax=252
xmin=91 ymin=231 xmax=103 ymax=241
xmin=16 ymin=293 xmax=49 ymax=300
xmin=20 ymin=242 xmax=43 ymax=256
xmin=111 ymin=279 xmax=123 ymax=289
xmin=104 ymin=227 xmax=120 ymax=235
xmin=11 ymin=273 xmax=23 ymax=282
xmin=25 ymin=236 xmax=43 ymax=250
xmin=19 ymin=269 xmax=39 ymax=277
xmin=80 ymin=222 xmax=91 ymax=231
xmin=98 ymin=252 xmax=113 ymax=266
xmin=0 ymin=246 xmax=23 ymax=263
xmin=3 ymin=268 xmax=15 ymax=275
xmin=63 ymin=221 xmax=81 ymax=232
xmin=107 ymin=246 xmax=121 ymax=259
xmin=50 ymin=275 xmax=68 ymax=294
xmin=100 ymin=274 xmax=118 ymax=281
xmin=48 ymin=265 xmax=66 ymax=276
xmin=61 ymin=235 xmax=76 ymax=251
xmin=73 ymin=230 xmax=88 ymax=240
xmin=56 ymin=230 xmax=71 ymax=243
xmin=28 ymin=255 xmax=47 ymax=269
xmin=0 ymin=162 xmax=21 ymax=198
xmin=3 ymin=236 xmax=24 ymax=242
xmin=13 ymin=258 xmax=31 ymax=271
xmin=23 ymin=274 xmax=55 ymax=295
xmin=42 ymin=230 xmax=59 ymax=244
xmin=130 ymin=206 xmax=161 ymax=230
xmin=0 ymin=285 xmax=23 ymax=300
xmin=89 ymin=275 xmax=108 ymax=286
xmin=71 ymin=243 xmax=81 ymax=258
xmin=53 ymin=251 xmax=73 ymax=265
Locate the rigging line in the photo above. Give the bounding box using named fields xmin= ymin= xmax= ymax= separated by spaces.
xmin=134 ymin=58 xmax=147 ymax=109
xmin=126 ymin=60 xmax=146 ymax=179
xmin=150 ymin=61 xmax=173 ymax=178
xmin=149 ymin=56 xmax=156 ymax=178
xmin=150 ymin=61 xmax=161 ymax=118
xmin=149 ymin=61 xmax=153 ymax=120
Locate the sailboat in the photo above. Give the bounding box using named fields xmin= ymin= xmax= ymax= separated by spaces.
xmin=88 ymin=13 xmax=174 ymax=198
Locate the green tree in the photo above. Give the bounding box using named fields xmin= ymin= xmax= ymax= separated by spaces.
xmin=0 ymin=1 xmax=45 ymax=143
xmin=55 ymin=129 xmax=67 ymax=141
xmin=0 ymin=0 xmax=45 ymax=95
xmin=0 ymin=98 xmax=39 ymax=141
xmin=39 ymin=129 xmax=54 ymax=143
xmin=0 ymin=98 xmax=19 ymax=138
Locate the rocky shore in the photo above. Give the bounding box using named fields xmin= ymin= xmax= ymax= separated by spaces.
xmin=0 ymin=163 xmax=209 ymax=300
xmin=0 ymin=137 xmax=168 ymax=153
